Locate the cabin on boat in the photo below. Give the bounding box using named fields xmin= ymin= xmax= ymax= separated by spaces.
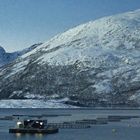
xmin=16 ymin=119 xmax=48 ymax=129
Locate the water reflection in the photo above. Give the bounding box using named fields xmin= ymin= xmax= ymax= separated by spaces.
xmin=35 ymin=133 xmax=43 ymax=139
xmin=15 ymin=133 xmax=25 ymax=140
xmin=16 ymin=133 xmax=21 ymax=137
xmin=15 ymin=133 xmax=45 ymax=140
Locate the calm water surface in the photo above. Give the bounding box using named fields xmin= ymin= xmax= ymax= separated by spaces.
xmin=0 ymin=108 xmax=140 ymax=140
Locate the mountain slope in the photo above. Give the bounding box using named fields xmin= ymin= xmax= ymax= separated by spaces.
xmin=0 ymin=43 xmax=42 ymax=67
xmin=0 ymin=10 xmax=140 ymax=107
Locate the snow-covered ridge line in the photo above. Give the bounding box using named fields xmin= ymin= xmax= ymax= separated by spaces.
xmin=22 ymin=9 xmax=140 ymax=60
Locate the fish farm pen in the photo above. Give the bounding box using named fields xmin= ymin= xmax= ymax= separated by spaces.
xmin=47 ymin=115 xmax=140 ymax=129
xmin=3 ymin=113 xmax=140 ymax=135
xmin=48 ymin=122 xmax=90 ymax=129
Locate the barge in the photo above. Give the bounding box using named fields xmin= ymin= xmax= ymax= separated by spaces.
xmin=9 ymin=119 xmax=58 ymax=134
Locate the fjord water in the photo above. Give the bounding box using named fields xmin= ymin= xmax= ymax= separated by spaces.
xmin=0 ymin=108 xmax=140 ymax=140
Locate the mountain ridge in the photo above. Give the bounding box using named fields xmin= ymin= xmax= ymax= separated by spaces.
xmin=0 ymin=43 xmax=42 ymax=67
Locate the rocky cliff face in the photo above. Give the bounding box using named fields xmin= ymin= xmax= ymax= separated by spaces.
xmin=0 ymin=10 xmax=140 ymax=107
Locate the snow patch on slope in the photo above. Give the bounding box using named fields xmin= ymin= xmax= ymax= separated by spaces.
xmin=6 ymin=59 xmax=29 ymax=78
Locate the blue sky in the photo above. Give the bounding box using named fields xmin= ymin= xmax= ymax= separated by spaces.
xmin=0 ymin=0 xmax=140 ymax=52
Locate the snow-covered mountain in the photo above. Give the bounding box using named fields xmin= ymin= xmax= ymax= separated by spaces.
xmin=0 ymin=43 xmax=42 ymax=67
xmin=0 ymin=9 xmax=140 ymax=107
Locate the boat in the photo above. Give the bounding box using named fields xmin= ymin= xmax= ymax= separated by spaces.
xmin=9 ymin=119 xmax=59 ymax=134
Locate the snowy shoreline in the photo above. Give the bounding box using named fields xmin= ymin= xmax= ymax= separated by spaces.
xmin=0 ymin=99 xmax=78 ymax=108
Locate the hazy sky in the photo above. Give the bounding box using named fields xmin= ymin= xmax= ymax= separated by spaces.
xmin=0 ymin=0 xmax=140 ymax=52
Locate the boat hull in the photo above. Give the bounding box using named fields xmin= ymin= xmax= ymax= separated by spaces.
xmin=9 ymin=128 xmax=58 ymax=134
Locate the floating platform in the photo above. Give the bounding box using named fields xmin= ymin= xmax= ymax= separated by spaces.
xmin=107 ymin=115 xmax=139 ymax=122
xmin=108 ymin=115 xmax=139 ymax=120
xmin=82 ymin=118 xmax=108 ymax=125
xmin=9 ymin=127 xmax=58 ymax=134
